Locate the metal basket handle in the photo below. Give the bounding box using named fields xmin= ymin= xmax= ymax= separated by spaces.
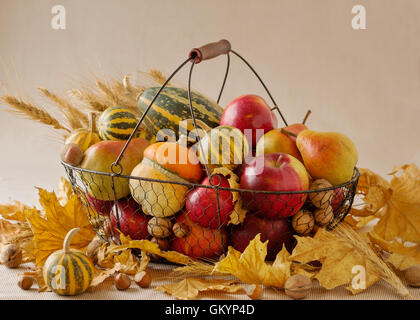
xmin=111 ymin=39 xmax=288 ymax=175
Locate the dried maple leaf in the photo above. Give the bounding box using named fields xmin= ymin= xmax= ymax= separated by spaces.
xmin=24 ymin=187 xmax=95 ymax=266
xmin=109 ymin=234 xmax=193 ymax=265
xmin=213 ymin=234 xmax=291 ymax=288
xmin=350 ymin=168 xmax=392 ymax=218
xmin=57 ymin=177 xmax=74 ymax=206
xmin=373 ymin=164 xmax=420 ymax=243
xmin=290 ymin=227 xmax=380 ymax=293
xmin=369 ymin=231 xmax=420 ymax=271
xmin=0 ymin=201 xmax=30 ymax=222
xmin=211 ymin=167 xmax=247 ymax=225
xmin=156 ymin=278 xmax=243 ymax=300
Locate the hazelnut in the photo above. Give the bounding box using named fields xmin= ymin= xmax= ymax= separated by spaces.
xmin=314 ymin=205 xmax=334 ymax=226
xmin=147 ymin=217 xmax=172 ymax=238
xmin=150 ymin=237 xmax=169 ymax=260
xmin=292 ymin=210 xmax=315 ymax=236
xmin=244 ymin=284 xmax=263 ymax=300
xmin=285 ymin=274 xmax=312 ymax=299
xmin=134 ymin=271 xmax=152 ymax=288
xmin=0 ymin=244 xmax=22 ymax=268
xmin=172 ymin=222 xmax=189 ymax=238
xmin=404 ymin=265 xmax=420 ymax=287
xmin=114 ymin=273 xmax=131 ymax=290
xmin=61 ymin=143 xmax=84 ymax=167
xmin=17 ymin=275 xmax=33 ymax=290
xmin=309 ymin=179 xmax=334 ymax=209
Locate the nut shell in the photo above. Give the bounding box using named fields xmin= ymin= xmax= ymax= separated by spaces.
xmin=0 ymin=244 xmax=22 ymax=268
xmin=147 ymin=217 xmax=173 ymax=238
xmin=115 ymin=273 xmax=131 ymax=290
xmin=405 ymin=265 xmax=420 ymax=287
xmin=309 ymin=179 xmax=334 ymax=209
xmin=314 ymin=205 xmax=334 ymax=227
xmin=292 ymin=210 xmax=315 ymax=236
xmin=134 ymin=271 xmax=152 ymax=288
xmin=18 ymin=275 xmax=34 ymax=290
xmin=172 ymin=222 xmax=190 ymax=238
xmin=244 ymin=284 xmax=263 ymax=300
xmin=285 ymin=274 xmax=312 ymax=299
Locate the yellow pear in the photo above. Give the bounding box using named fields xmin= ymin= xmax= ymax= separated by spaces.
xmin=296 ymin=130 xmax=358 ymax=185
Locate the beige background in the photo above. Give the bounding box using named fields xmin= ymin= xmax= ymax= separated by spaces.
xmin=0 ymin=0 xmax=420 ymax=205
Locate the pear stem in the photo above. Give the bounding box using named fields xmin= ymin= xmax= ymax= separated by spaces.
xmin=302 ymin=110 xmax=311 ymax=125
xmin=281 ymin=128 xmax=298 ymax=138
xmin=275 ymin=154 xmax=284 ymax=167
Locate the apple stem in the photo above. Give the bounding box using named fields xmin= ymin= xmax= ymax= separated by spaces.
xmin=281 ymin=128 xmax=298 ymax=138
xmin=275 ymin=154 xmax=284 ymax=167
xmin=302 ymin=110 xmax=311 ymax=125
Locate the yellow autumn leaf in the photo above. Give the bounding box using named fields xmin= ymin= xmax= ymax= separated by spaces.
xmin=57 ymin=176 xmax=74 ymax=206
xmin=213 ymin=234 xmax=291 ymax=288
xmin=350 ymin=168 xmax=392 ymax=218
xmin=290 ymin=227 xmax=380 ymax=294
xmin=108 ymin=233 xmax=193 ymax=265
xmin=24 ymin=187 xmax=96 ymax=266
xmin=369 ymin=231 xmax=420 ymax=271
xmin=0 ymin=201 xmax=31 ymax=222
xmin=344 ymin=214 xmax=377 ymax=230
xmin=211 ymin=167 xmax=247 ymax=225
xmin=156 ymin=278 xmax=243 ymax=300
xmin=373 ymin=164 xmax=420 ymax=243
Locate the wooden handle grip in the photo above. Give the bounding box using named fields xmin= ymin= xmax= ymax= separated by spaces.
xmin=189 ymin=39 xmax=231 ymax=63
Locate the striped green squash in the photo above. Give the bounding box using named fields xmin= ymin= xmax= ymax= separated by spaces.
xmin=43 ymin=228 xmax=95 ymax=296
xmin=137 ymin=86 xmax=223 ymax=141
xmin=98 ymin=106 xmax=154 ymax=142
xmin=198 ymin=125 xmax=249 ymax=172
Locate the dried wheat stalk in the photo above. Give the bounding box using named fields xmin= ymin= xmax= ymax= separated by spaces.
xmin=38 ymin=87 xmax=89 ymax=129
xmin=149 ymin=69 xmax=168 ymax=85
xmin=69 ymin=88 xmax=109 ymax=113
xmin=333 ymin=223 xmax=410 ymax=298
xmin=1 ymin=95 xmax=70 ymax=133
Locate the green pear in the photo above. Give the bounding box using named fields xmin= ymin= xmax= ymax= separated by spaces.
xmin=80 ymin=138 xmax=149 ymax=200
xmin=296 ymin=130 xmax=358 ymax=185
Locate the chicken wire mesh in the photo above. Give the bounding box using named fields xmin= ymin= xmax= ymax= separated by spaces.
xmin=61 ymin=40 xmax=360 ymax=262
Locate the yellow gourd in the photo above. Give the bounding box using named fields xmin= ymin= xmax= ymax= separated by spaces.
xmin=65 ymin=113 xmax=101 ymax=151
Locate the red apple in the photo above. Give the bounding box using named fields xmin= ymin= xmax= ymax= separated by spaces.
xmin=220 ymin=95 xmax=277 ymax=148
xmin=186 ymin=175 xmax=234 ymax=229
xmin=331 ymin=187 xmax=346 ymax=213
xmin=256 ymin=128 xmax=303 ymax=162
xmin=231 ymin=214 xmax=295 ymax=260
xmin=240 ymin=153 xmax=309 ymax=219
xmin=170 ymin=212 xmax=228 ymax=259
xmin=110 ymin=197 xmax=150 ymax=240
xmin=87 ymin=193 xmax=113 ymax=216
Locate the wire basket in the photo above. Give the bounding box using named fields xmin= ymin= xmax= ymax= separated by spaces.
xmin=62 ymin=40 xmax=360 ymax=261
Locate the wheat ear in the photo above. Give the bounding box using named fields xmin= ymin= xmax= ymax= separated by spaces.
xmin=1 ymin=95 xmax=70 ymax=133
xmin=38 ymin=87 xmax=88 ymax=129
xmin=333 ymin=223 xmax=410 ymax=298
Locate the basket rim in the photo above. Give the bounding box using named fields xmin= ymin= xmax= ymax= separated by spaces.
xmin=61 ymin=160 xmax=360 ymax=195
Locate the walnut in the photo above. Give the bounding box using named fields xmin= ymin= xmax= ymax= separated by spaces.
xmin=147 ymin=217 xmax=173 ymax=238
xmin=0 ymin=244 xmax=22 ymax=268
xmin=292 ymin=210 xmax=315 ymax=235
xmin=284 ymin=274 xmax=312 ymax=299
xmin=309 ymin=179 xmax=334 ymax=209
xmin=314 ymin=205 xmax=334 ymax=227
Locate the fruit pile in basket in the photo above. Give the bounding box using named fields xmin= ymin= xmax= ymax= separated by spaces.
xmin=61 ymin=83 xmax=359 ymax=262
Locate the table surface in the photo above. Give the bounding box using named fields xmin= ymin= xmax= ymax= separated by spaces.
xmin=1 ymin=262 xmax=419 ymax=300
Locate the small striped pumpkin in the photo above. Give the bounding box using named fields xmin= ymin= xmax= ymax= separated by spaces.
xmin=137 ymin=86 xmax=223 ymax=141
xmin=98 ymin=106 xmax=154 ymax=142
xmin=43 ymin=228 xmax=95 ymax=296
xmin=65 ymin=113 xmax=101 ymax=151
xmin=198 ymin=125 xmax=249 ymax=172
